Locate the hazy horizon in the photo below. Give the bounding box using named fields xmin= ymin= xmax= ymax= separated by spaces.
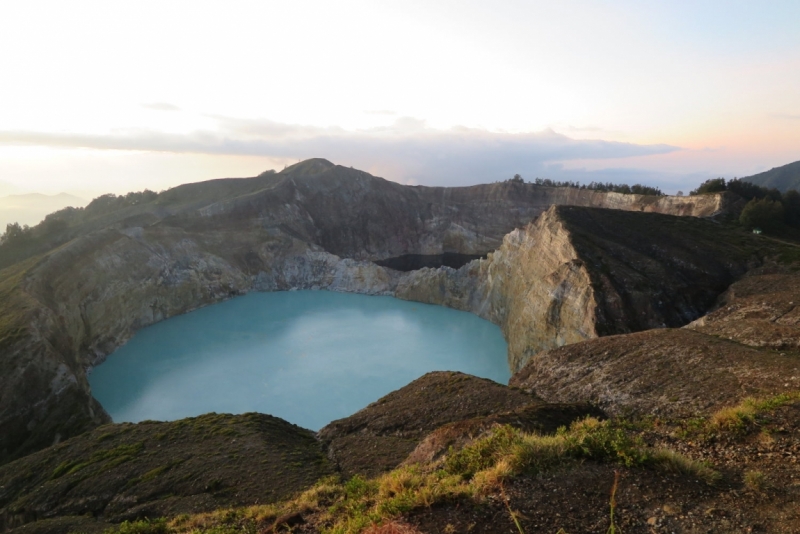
xmin=1 ymin=1 xmax=798 ymax=199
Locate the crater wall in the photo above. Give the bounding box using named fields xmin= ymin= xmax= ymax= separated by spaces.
xmin=0 ymin=160 xmax=749 ymax=464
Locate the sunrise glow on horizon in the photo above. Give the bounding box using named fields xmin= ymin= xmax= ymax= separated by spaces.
xmin=1 ymin=1 xmax=798 ymax=197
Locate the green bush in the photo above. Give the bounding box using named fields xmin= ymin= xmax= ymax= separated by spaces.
xmin=739 ymin=198 xmax=785 ymax=233
xmin=690 ymin=178 xmax=727 ymax=195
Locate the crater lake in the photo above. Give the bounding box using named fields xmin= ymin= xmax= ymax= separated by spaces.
xmin=89 ymin=290 xmax=510 ymax=430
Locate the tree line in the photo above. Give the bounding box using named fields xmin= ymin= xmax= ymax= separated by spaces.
xmin=508 ymin=174 xmax=664 ymax=196
xmin=691 ymin=177 xmax=800 ymax=233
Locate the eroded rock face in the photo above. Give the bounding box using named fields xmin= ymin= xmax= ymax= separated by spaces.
xmin=393 ymin=208 xmax=597 ymax=372
xmin=394 ymin=206 xmax=764 ymax=371
xmin=0 ymin=160 xmax=751 ymax=463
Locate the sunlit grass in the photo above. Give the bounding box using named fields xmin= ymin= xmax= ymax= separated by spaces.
xmin=710 ymin=392 xmax=800 ymax=432
xmin=99 ymin=417 xmax=721 ymax=534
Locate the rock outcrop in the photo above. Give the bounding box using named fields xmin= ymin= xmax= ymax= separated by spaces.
xmin=0 ymin=159 xmax=760 ymax=464
xmin=395 ymin=206 xmax=770 ymax=371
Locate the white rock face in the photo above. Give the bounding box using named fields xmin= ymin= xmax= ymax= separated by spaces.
xmin=393 ymin=207 xmax=599 ymax=371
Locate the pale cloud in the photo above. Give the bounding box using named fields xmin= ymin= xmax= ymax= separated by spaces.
xmin=0 ymin=117 xmax=680 ymax=187
xmin=141 ymin=103 xmax=181 ymax=112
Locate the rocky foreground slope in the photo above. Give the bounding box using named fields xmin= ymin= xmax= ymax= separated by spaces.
xmin=0 ymin=373 xmax=598 ymax=534
xmin=0 ymin=159 xmax=746 ymax=465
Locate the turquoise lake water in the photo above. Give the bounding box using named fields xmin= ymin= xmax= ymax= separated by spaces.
xmin=89 ymin=290 xmax=510 ymax=430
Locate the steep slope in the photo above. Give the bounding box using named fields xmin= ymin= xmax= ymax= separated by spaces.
xmin=741 ymin=159 xmax=800 ymax=192
xmin=0 ymin=158 xmax=736 ymax=271
xmin=0 ymin=374 xmax=601 ymax=534
xmin=687 ymin=267 xmax=800 ymax=350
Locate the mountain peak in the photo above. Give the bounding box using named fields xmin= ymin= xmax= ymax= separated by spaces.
xmin=280 ymin=158 xmax=336 ymax=176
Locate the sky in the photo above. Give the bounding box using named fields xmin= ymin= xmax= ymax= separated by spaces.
xmin=1 ymin=0 xmax=799 ymax=201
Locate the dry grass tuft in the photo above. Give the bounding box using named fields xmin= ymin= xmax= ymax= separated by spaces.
xmin=710 ymin=392 xmax=800 ymax=432
xmin=744 ymin=470 xmax=767 ymax=492
xmin=710 ymin=402 xmax=757 ymax=430
xmin=471 ymin=458 xmax=514 ymax=493
xmin=650 ymin=449 xmax=720 ymax=485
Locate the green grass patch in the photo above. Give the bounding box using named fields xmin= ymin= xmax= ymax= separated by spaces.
xmin=445 ymin=417 xmax=649 ymax=482
xmin=125 ymin=461 xmax=184 ymax=489
xmin=92 ymin=442 xmax=144 ymax=462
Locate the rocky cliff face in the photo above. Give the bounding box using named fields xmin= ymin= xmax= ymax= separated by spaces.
xmin=394 ymin=206 xmax=767 ymax=371
xmin=393 ymin=209 xmax=598 ymax=371
xmin=508 ymin=262 xmax=800 ymax=418
xmin=0 ymin=159 xmax=752 ymax=464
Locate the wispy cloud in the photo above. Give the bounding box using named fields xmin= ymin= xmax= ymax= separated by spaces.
xmin=141 ymin=102 xmax=181 ymax=111
xmin=364 ymin=110 xmax=397 ymax=116
xmin=0 ymin=117 xmax=681 ymax=186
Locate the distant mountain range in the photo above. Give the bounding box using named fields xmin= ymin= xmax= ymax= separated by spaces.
xmin=741 ymin=160 xmax=800 ymax=192
xmin=0 ymin=192 xmax=86 ymax=229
